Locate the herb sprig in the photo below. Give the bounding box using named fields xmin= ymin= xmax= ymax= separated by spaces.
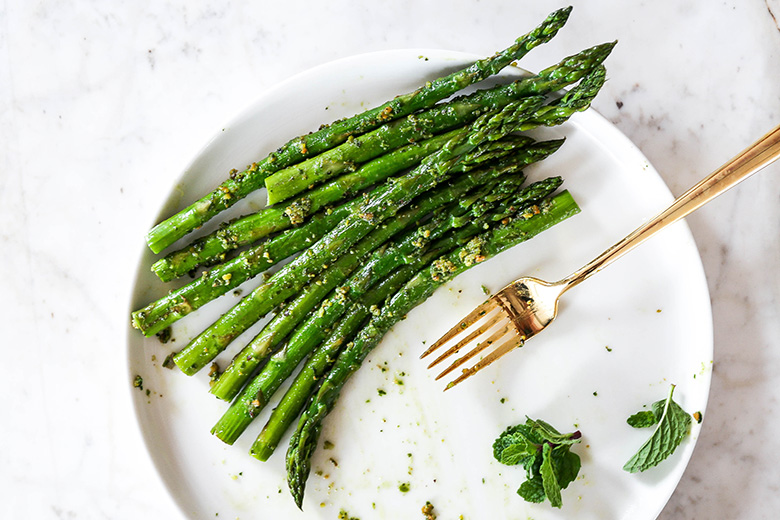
xmin=623 ymin=384 xmax=692 ymax=473
xmin=493 ymin=417 xmax=582 ymax=508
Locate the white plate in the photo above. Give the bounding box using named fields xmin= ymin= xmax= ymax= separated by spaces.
xmin=127 ymin=49 xmax=713 ymax=520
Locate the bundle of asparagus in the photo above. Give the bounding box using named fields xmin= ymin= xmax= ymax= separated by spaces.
xmin=130 ymin=6 xmax=614 ymax=508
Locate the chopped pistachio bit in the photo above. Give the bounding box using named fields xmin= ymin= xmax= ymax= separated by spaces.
xmin=422 ymin=501 xmax=437 ymax=520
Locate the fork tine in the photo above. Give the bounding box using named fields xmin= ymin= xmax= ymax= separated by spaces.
xmin=435 ymin=323 xmax=512 ymax=380
xmin=420 ymin=298 xmax=499 ymax=359
xmin=443 ymin=334 xmax=525 ymax=391
xmin=426 ymin=309 xmax=506 ymax=369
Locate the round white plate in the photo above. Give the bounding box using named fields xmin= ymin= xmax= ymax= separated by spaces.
xmin=127 ymin=49 xmax=713 ymax=520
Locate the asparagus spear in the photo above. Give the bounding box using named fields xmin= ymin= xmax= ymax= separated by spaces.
xmin=170 ymin=96 xmax=545 ymax=376
xmin=151 ymin=133 xmax=529 ymax=282
xmin=286 ymin=189 xmax=581 ymax=508
xmin=144 ymin=7 xmax=572 ymax=254
xmin=132 ymin=136 xmax=536 ymax=336
xmin=243 ymin=177 xmax=565 ymax=458
xmin=263 ymin=42 xmax=615 ymax=205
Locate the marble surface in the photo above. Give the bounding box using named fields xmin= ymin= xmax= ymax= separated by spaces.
xmin=1 ymin=1 xmax=778 ymax=518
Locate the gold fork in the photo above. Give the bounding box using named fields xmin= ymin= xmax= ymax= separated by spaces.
xmin=422 ymin=124 xmax=780 ymax=390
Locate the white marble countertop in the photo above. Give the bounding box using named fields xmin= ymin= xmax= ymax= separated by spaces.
xmin=1 ymin=1 xmax=778 ymax=518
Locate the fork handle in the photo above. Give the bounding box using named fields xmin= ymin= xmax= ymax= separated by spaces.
xmin=560 ymin=123 xmax=780 ymax=290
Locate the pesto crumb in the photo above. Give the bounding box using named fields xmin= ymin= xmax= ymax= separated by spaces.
xmin=162 ymin=353 xmax=176 ymax=369
xmin=208 ymin=362 xmax=220 ymax=387
xmin=156 ymin=327 xmax=172 ymax=344
xmin=431 ymin=258 xmax=457 ymax=281
xmin=323 ymin=440 xmax=334 ymax=450
xmin=422 ymin=501 xmax=436 ymax=519
xmin=133 ymin=375 xmax=143 ymax=390
xmin=399 ymin=482 xmax=410 ymax=493
xmin=458 ymin=236 xmax=486 ymax=266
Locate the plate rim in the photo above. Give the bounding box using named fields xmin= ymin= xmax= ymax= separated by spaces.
xmin=125 ymin=47 xmax=714 ymax=520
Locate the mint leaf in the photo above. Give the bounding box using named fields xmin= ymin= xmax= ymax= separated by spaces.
xmin=492 ymin=423 xmax=543 ymax=466
xmin=498 ymin=441 xmax=537 ymax=467
xmin=623 ymin=385 xmax=692 ymax=473
xmin=627 ymin=410 xmax=658 ymax=428
xmin=540 ymin=443 xmax=563 ymax=508
xmin=493 ymin=417 xmax=582 ymax=508
xmin=552 ymin=447 xmax=581 ymax=490
xmin=517 ymin=476 xmax=546 ymax=503
xmin=531 ymin=418 xmax=582 ymax=446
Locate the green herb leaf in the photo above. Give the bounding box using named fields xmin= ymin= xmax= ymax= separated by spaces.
xmin=517 ymin=476 xmax=546 ymax=503
xmin=552 ymin=447 xmax=581 ymax=490
xmin=540 ymin=443 xmax=563 ymax=508
xmin=626 ymin=410 xmax=658 ymax=428
xmin=532 ymin=418 xmax=582 ymax=445
xmin=623 ymin=385 xmax=692 ymax=473
xmin=498 ymin=438 xmax=537 ymax=467
xmin=493 ymin=423 xmax=544 ymax=466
